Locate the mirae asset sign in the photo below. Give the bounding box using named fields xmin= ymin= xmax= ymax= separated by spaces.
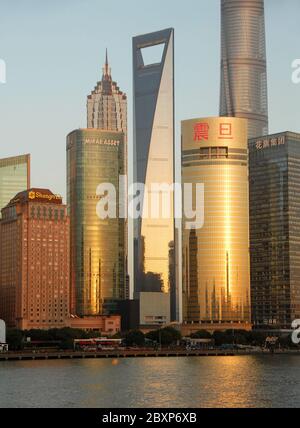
xmin=84 ymin=138 xmax=120 ymax=147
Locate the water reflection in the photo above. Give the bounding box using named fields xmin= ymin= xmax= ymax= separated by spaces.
xmin=0 ymin=356 xmax=300 ymax=408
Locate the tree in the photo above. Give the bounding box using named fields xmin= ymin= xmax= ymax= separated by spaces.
xmin=233 ymin=333 xmax=248 ymax=345
xmin=124 ymin=330 xmax=145 ymax=347
xmin=24 ymin=329 xmax=51 ymax=341
xmin=48 ymin=328 xmax=88 ymax=341
xmin=6 ymin=329 xmax=24 ymax=351
xmin=225 ymin=330 xmax=249 ymax=345
xmin=279 ymin=334 xmax=296 ymax=349
xmin=161 ymin=327 xmax=181 ymax=345
xmin=247 ymin=331 xmax=267 ymax=346
xmin=146 ymin=327 xmax=181 ymax=347
xmin=86 ymin=331 xmax=103 ymax=339
xmin=145 ymin=330 xmax=159 ymax=344
xmin=212 ymin=331 xmax=233 ymax=346
xmin=190 ymin=330 xmax=212 ymax=339
xmin=111 ymin=332 xmax=122 ymax=339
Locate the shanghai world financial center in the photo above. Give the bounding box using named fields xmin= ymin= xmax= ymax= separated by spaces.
xmin=132 ymin=29 xmax=175 ymax=303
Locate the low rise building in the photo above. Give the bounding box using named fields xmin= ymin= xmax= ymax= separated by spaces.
xmin=67 ymin=316 xmax=121 ymax=336
xmin=139 ymin=292 xmax=171 ymax=327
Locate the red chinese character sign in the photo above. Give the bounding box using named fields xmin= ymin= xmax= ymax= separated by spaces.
xmin=219 ymin=123 xmax=233 ymax=139
xmin=194 ymin=123 xmax=210 ymax=141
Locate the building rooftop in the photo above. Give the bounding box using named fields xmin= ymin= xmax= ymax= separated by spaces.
xmin=0 ymin=153 xmax=30 ymax=167
xmin=6 ymin=188 xmax=63 ymax=207
xmin=249 ymin=131 xmax=300 ymax=143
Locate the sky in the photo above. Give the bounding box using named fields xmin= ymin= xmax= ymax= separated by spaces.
xmin=0 ymin=0 xmax=299 ymax=200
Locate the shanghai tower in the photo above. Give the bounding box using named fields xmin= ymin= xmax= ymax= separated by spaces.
xmin=220 ymin=0 xmax=269 ymax=139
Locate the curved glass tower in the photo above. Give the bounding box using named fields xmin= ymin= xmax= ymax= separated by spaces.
xmin=67 ymin=54 xmax=128 ymax=317
xmin=133 ymin=29 xmax=175 ymax=299
xmin=182 ymin=117 xmax=251 ymax=326
xmin=67 ymin=129 xmax=126 ymax=317
xmin=220 ymin=0 xmax=269 ymax=139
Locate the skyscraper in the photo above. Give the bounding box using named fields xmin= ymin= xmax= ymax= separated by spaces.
xmin=0 ymin=154 xmax=30 ymax=218
xmin=67 ymin=55 xmax=128 ymax=317
xmin=249 ymin=132 xmax=300 ymax=329
xmin=182 ymin=117 xmax=251 ymax=328
xmin=0 ymin=189 xmax=70 ymax=330
xmin=132 ymin=29 xmax=176 ymax=305
xmin=67 ymin=129 xmax=126 ymax=317
xmin=220 ymin=0 xmax=269 ymax=139
xmin=87 ymin=50 xmax=127 ymax=135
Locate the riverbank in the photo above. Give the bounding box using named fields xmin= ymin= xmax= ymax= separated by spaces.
xmin=1 ymin=348 xmax=300 ymax=362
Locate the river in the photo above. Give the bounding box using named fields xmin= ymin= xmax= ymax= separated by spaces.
xmin=0 ymin=355 xmax=300 ymax=408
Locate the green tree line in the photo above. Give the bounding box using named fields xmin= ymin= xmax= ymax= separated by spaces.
xmin=5 ymin=327 xmax=298 ymax=351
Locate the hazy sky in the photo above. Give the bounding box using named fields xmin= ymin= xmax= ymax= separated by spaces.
xmin=0 ymin=0 xmax=299 ymax=199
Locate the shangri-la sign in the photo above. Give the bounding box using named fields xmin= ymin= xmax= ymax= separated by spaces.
xmin=28 ymin=191 xmax=62 ymax=202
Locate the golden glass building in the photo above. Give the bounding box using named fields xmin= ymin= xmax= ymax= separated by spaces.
xmin=182 ymin=117 xmax=251 ymax=326
xmin=67 ymin=129 xmax=126 ymax=317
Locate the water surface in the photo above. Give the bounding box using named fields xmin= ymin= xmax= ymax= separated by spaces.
xmin=0 ymin=356 xmax=299 ymax=408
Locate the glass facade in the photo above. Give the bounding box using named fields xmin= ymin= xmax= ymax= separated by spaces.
xmin=182 ymin=117 xmax=251 ymax=325
xmin=0 ymin=154 xmax=30 ymax=218
xmin=132 ymin=29 xmax=176 ymax=307
xmin=86 ymin=53 xmax=129 ymax=301
xmin=220 ymin=0 xmax=269 ymax=139
xmin=249 ymin=132 xmax=300 ymax=329
xmin=67 ymin=129 xmax=126 ymax=316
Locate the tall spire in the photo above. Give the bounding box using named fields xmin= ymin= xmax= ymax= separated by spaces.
xmin=103 ymin=48 xmax=111 ymax=78
xmin=87 ymin=49 xmax=127 ymax=131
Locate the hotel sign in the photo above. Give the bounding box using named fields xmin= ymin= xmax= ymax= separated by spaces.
xmin=255 ymin=136 xmax=286 ymax=150
xmin=28 ymin=191 xmax=62 ymax=203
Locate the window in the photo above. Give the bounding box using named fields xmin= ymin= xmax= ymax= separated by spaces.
xmin=200 ymin=147 xmax=228 ymax=159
